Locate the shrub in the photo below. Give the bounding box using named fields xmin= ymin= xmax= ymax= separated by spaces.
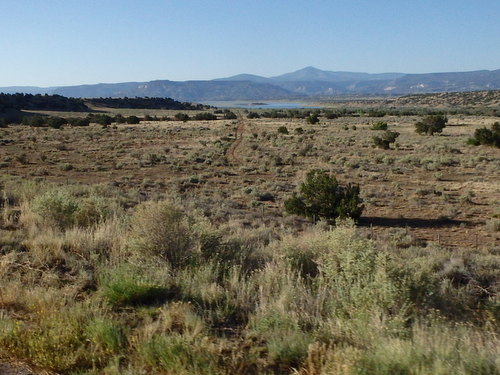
xmin=32 ymin=189 xmax=80 ymax=229
xmin=174 ymin=113 xmax=190 ymax=122
xmin=22 ymin=115 xmax=46 ymax=127
xmin=306 ymin=114 xmax=319 ymax=124
xmin=373 ymin=130 xmax=400 ymax=149
xmin=277 ymin=126 xmax=289 ymax=134
xmin=324 ymin=111 xmax=339 ymax=119
xmin=88 ymin=114 xmax=113 ymax=126
xmin=68 ymin=117 xmax=90 ymax=127
xmin=284 ymin=169 xmax=363 ymax=224
xmin=47 ymin=116 xmax=66 ymax=129
xmin=114 ymin=114 xmax=126 ymax=123
xmin=223 ymin=110 xmax=237 ymax=119
xmin=415 ymin=115 xmax=448 ymax=135
xmin=467 ymin=122 xmax=500 ymax=147
xmin=247 ymin=112 xmax=260 ymax=119
xmin=194 ymin=112 xmax=217 ymax=121
xmin=126 ymin=115 xmax=140 ymax=124
xmin=129 ymin=201 xmax=194 ymax=267
xmin=371 ymin=121 xmax=388 ymax=130
xmin=0 ymin=118 xmax=7 ymax=128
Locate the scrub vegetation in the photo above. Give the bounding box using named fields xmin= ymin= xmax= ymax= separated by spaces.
xmin=0 ymin=95 xmax=499 ymax=374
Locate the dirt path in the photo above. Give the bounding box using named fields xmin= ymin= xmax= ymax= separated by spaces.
xmin=226 ymin=117 xmax=245 ymax=165
xmin=0 ymin=362 xmax=41 ymax=375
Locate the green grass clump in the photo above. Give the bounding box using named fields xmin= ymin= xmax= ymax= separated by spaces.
xmin=100 ymin=265 xmax=173 ymax=306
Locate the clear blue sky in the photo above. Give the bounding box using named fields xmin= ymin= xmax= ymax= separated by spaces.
xmin=1 ymin=0 xmax=499 ymax=86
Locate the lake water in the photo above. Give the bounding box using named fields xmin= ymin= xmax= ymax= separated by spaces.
xmin=203 ymin=101 xmax=322 ymax=109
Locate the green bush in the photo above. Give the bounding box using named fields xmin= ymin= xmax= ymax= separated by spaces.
xmin=223 ymin=110 xmax=237 ymax=119
xmin=373 ymin=130 xmax=400 ymax=149
xmin=284 ymin=169 xmax=363 ymax=224
xmin=32 ymin=190 xmax=80 ymax=229
xmin=415 ymin=115 xmax=448 ymax=135
xmin=306 ymin=113 xmax=319 ymax=124
xmin=114 ymin=114 xmax=126 ymax=123
xmin=174 ymin=112 xmax=190 ymax=122
xmin=277 ymin=126 xmax=289 ymax=134
xmin=22 ymin=115 xmax=46 ymax=127
xmin=467 ymin=122 xmax=500 ymax=147
xmin=126 ymin=115 xmax=140 ymax=124
xmin=47 ymin=116 xmax=66 ymax=129
xmin=371 ymin=121 xmax=388 ymax=130
xmin=68 ymin=117 xmax=90 ymax=126
xmin=194 ymin=112 xmax=217 ymax=121
xmin=247 ymin=112 xmax=260 ymax=119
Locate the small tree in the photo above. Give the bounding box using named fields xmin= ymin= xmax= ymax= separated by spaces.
xmin=285 ymin=169 xmax=363 ymax=224
xmin=223 ymin=110 xmax=237 ymax=120
xmin=174 ymin=113 xmax=190 ymax=122
xmin=373 ymin=130 xmax=399 ymax=150
xmin=306 ymin=113 xmax=319 ymax=124
xmin=126 ymin=115 xmax=140 ymax=124
xmin=467 ymin=122 xmax=500 ymax=147
xmin=277 ymin=126 xmax=289 ymax=134
xmin=415 ymin=115 xmax=447 ymax=135
xmin=47 ymin=116 xmax=66 ymax=129
xmin=247 ymin=112 xmax=260 ymax=119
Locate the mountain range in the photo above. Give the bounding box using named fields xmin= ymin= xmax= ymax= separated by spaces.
xmin=1 ymin=66 xmax=499 ymax=102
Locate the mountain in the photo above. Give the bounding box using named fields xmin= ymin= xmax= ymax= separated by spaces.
xmin=2 ymin=67 xmax=499 ymax=101
xmin=53 ymin=80 xmax=303 ymax=101
xmin=213 ymin=74 xmax=273 ymax=84
xmin=270 ymin=66 xmax=405 ymax=82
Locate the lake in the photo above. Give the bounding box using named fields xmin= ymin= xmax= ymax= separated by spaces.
xmin=203 ymin=101 xmax=322 ymax=109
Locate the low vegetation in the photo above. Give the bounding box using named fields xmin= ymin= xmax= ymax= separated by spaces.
xmin=0 ymin=98 xmax=499 ymax=374
xmin=0 ymin=179 xmax=498 ymax=374
xmin=467 ymin=122 xmax=500 ymax=147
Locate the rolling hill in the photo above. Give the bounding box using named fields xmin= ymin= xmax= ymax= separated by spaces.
xmin=1 ymin=67 xmax=499 ymax=101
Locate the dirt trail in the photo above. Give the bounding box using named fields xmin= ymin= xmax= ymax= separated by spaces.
xmin=0 ymin=362 xmax=42 ymax=375
xmin=226 ymin=117 xmax=245 ymax=165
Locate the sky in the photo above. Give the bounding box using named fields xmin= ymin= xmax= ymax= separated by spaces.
xmin=1 ymin=0 xmax=499 ymax=87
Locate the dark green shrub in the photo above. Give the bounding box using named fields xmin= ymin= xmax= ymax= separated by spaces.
xmin=0 ymin=118 xmax=7 ymax=128
xmin=467 ymin=122 xmax=500 ymax=147
xmin=277 ymin=126 xmax=289 ymax=134
xmin=194 ymin=112 xmax=217 ymax=121
xmin=284 ymin=169 xmax=363 ymax=224
xmin=22 ymin=116 xmax=46 ymax=127
xmin=47 ymin=117 xmax=66 ymax=129
xmin=223 ymin=110 xmax=237 ymax=119
xmin=126 ymin=115 xmax=140 ymax=124
xmin=247 ymin=112 xmax=260 ymax=119
xmin=323 ymin=111 xmax=339 ymax=119
xmin=306 ymin=114 xmax=319 ymax=124
xmin=68 ymin=117 xmax=90 ymax=127
xmin=114 ymin=114 xmax=126 ymax=123
xmin=415 ymin=115 xmax=448 ymax=135
xmin=373 ymin=130 xmax=400 ymax=149
xmin=174 ymin=113 xmax=190 ymax=122
xmin=371 ymin=121 xmax=388 ymax=130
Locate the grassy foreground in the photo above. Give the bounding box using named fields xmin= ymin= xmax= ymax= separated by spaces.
xmin=0 ymin=178 xmax=498 ymax=374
